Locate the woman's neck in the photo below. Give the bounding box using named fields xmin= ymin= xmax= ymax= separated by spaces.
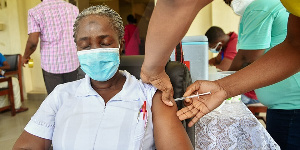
xmin=91 ymin=72 xmax=126 ymax=103
xmin=91 ymin=72 xmax=125 ymax=91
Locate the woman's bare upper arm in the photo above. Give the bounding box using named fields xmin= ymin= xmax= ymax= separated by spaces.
xmin=152 ymin=90 xmax=193 ymax=150
xmin=13 ymin=131 xmax=51 ymax=150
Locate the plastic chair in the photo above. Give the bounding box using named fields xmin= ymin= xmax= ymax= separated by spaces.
xmin=0 ymin=77 xmax=16 ymax=116
xmin=4 ymin=54 xmax=24 ymax=102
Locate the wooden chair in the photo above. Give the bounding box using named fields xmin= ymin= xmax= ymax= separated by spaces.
xmin=0 ymin=77 xmax=16 ymax=116
xmin=247 ymin=103 xmax=267 ymax=124
xmin=4 ymin=54 xmax=24 ymax=102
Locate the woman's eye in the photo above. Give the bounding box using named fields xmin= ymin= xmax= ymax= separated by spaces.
xmin=81 ymin=45 xmax=90 ymax=50
xmin=101 ymin=43 xmax=111 ymax=47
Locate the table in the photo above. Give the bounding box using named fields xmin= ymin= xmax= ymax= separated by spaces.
xmin=195 ymin=101 xmax=280 ymax=150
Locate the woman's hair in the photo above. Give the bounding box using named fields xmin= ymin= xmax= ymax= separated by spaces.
xmin=73 ymin=5 xmax=124 ymax=42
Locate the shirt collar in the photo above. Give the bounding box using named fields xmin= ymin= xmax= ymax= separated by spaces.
xmin=75 ymin=70 xmax=142 ymax=102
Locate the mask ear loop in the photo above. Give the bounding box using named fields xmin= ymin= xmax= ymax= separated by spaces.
xmin=218 ymin=45 xmax=223 ymax=51
xmin=212 ymin=42 xmax=222 ymax=50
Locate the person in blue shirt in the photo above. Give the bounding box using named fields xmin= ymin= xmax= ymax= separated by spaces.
xmin=0 ymin=53 xmax=28 ymax=113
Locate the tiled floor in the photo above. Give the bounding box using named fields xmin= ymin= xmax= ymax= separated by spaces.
xmin=0 ymin=98 xmax=44 ymax=150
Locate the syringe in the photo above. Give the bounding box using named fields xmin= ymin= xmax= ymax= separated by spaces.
xmin=174 ymin=91 xmax=211 ymax=101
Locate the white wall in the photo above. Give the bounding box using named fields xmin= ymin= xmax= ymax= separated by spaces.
xmin=0 ymin=0 xmax=240 ymax=97
xmin=0 ymin=0 xmax=46 ymax=98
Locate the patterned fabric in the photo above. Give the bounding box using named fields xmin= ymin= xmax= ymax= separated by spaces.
xmin=27 ymin=0 xmax=79 ymax=73
xmin=195 ymin=101 xmax=280 ymax=150
xmin=24 ymin=70 xmax=157 ymax=150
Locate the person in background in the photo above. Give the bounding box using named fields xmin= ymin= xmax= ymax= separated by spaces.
xmin=22 ymin=0 xmax=79 ymax=94
xmin=206 ymin=26 xmax=259 ymax=105
xmin=223 ymin=0 xmax=298 ymax=148
xmin=206 ymin=26 xmax=237 ymax=71
xmin=124 ymin=14 xmax=141 ymax=55
xmin=13 ymin=5 xmax=193 ymax=150
xmin=0 ymin=53 xmax=28 ymax=113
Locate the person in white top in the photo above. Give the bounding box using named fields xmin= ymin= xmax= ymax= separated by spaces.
xmin=13 ymin=5 xmax=192 ymax=150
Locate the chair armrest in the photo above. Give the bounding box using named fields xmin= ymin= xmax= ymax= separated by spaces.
xmin=0 ymin=77 xmax=13 ymax=91
xmin=0 ymin=77 xmax=12 ymax=82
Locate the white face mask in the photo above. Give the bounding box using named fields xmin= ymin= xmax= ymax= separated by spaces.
xmin=230 ymin=0 xmax=255 ymax=16
xmin=209 ymin=42 xmax=222 ymax=53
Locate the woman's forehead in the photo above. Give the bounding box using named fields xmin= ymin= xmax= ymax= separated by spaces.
xmin=77 ymin=15 xmax=117 ymax=35
xmin=79 ymin=15 xmax=110 ymax=27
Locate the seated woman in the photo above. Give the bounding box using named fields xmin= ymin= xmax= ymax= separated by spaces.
xmin=13 ymin=5 xmax=192 ymax=150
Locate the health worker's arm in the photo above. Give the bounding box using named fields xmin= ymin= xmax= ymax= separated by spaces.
xmin=140 ymin=0 xmax=213 ymax=106
xmin=22 ymin=32 xmax=40 ymax=67
xmin=220 ymin=13 xmax=300 ymax=97
xmin=177 ymin=14 xmax=300 ymax=127
xmin=152 ymin=90 xmax=193 ymax=150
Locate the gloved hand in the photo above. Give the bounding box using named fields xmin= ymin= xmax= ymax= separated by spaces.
xmin=140 ymin=69 xmax=174 ymax=106
xmin=177 ymin=80 xmax=227 ymax=127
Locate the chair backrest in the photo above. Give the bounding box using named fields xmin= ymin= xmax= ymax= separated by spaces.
xmin=4 ymin=54 xmax=20 ymax=72
xmin=118 ymin=55 xmax=192 ymax=99
xmin=3 ymin=54 xmax=24 ymax=102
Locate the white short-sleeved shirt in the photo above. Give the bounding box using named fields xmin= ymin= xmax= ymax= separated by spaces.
xmin=25 ymin=70 xmax=157 ymax=150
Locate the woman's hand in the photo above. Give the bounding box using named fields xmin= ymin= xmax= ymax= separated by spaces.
xmin=140 ymin=69 xmax=174 ymax=106
xmin=177 ymin=80 xmax=227 ymax=127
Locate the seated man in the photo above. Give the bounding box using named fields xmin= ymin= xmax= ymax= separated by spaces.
xmin=0 ymin=53 xmax=28 ymax=113
xmin=205 ymin=26 xmax=259 ymax=105
xmin=206 ymin=26 xmax=237 ymax=71
xmin=13 ymin=5 xmax=192 ymax=150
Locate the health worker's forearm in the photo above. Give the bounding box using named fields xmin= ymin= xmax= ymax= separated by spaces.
xmin=218 ymin=14 xmax=300 ymax=98
xmin=142 ymin=0 xmax=212 ymax=75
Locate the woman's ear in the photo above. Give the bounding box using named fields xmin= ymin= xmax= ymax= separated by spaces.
xmin=120 ymin=38 xmax=125 ymax=53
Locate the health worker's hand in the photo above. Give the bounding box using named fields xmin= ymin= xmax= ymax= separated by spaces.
xmin=140 ymin=69 xmax=174 ymax=107
xmin=177 ymin=80 xmax=227 ymax=127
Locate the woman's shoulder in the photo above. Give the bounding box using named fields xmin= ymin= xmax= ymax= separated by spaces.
xmin=120 ymin=70 xmax=157 ymax=103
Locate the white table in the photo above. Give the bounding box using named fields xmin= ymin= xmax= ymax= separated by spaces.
xmin=195 ymin=101 xmax=280 ymax=150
